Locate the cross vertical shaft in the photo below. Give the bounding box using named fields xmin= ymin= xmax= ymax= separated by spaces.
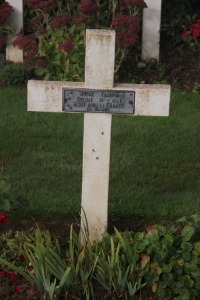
xmin=81 ymin=30 xmax=116 ymax=241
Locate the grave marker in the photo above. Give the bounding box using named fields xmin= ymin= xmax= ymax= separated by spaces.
xmin=28 ymin=29 xmax=170 ymax=241
xmin=142 ymin=0 xmax=162 ymax=61
xmin=6 ymin=0 xmax=23 ymax=63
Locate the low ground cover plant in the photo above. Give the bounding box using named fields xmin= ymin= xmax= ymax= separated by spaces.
xmin=1 ymin=215 xmax=200 ymax=299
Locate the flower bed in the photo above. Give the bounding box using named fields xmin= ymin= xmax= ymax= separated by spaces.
xmin=1 ymin=214 xmax=200 ymax=299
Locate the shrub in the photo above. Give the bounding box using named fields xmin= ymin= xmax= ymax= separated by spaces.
xmin=161 ymin=0 xmax=200 ymax=46
xmin=0 ymin=1 xmax=14 ymax=49
xmin=13 ymin=0 xmax=147 ymax=81
xmin=0 ymin=62 xmax=32 ymax=86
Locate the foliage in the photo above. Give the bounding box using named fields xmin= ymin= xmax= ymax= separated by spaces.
xmin=2 ymin=216 xmax=200 ymax=298
xmin=12 ymin=0 xmax=147 ymax=81
xmin=0 ymin=61 xmax=32 ymax=86
xmin=0 ymin=171 xmax=12 ymax=212
xmin=181 ymin=20 xmax=200 ymax=52
xmin=138 ymin=215 xmax=200 ymax=299
xmin=161 ymin=0 xmax=200 ymax=46
xmin=0 ymin=53 xmax=11 ymax=69
xmin=0 ymin=226 xmax=145 ymax=299
xmin=95 ymin=229 xmax=146 ymax=299
xmin=0 ymin=1 xmax=16 ymax=49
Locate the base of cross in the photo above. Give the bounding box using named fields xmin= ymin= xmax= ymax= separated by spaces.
xmin=28 ymin=30 xmax=170 ymax=242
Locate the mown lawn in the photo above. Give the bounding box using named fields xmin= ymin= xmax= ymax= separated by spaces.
xmin=0 ymin=88 xmax=200 ymax=221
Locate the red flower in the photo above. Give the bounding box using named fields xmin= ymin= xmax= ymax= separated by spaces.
xmin=0 ymin=271 xmax=5 ymax=276
xmin=50 ymin=15 xmax=71 ymax=28
xmin=189 ymin=22 xmax=200 ymax=38
xmin=7 ymin=272 xmax=19 ymax=282
xmin=15 ymin=287 xmax=22 ymax=294
xmin=0 ymin=2 xmax=13 ymax=24
xmin=112 ymin=15 xmax=140 ymax=48
xmin=58 ymin=40 xmax=73 ymax=52
xmin=13 ymin=34 xmax=37 ymax=51
xmin=18 ymin=253 xmax=25 ymax=262
xmin=78 ymin=0 xmax=99 ymax=16
xmin=181 ymin=31 xmax=188 ymax=39
xmin=0 ymin=213 xmax=8 ymax=224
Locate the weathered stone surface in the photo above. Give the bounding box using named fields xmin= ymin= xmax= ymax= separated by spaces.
xmin=28 ymin=81 xmax=170 ymax=117
xmin=27 ymin=29 xmax=171 ymax=242
xmin=6 ymin=0 xmax=23 ymax=63
xmin=142 ymin=0 xmax=161 ymax=61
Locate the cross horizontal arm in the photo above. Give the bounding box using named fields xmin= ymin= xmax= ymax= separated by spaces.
xmin=28 ymin=80 xmax=170 ymax=116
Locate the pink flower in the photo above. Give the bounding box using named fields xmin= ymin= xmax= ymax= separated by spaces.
xmin=50 ymin=15 xmax=71 ymax=28
xmin=112 ymin=15 xmax=140 ymax=48
xmin=78 ymin=0 xmax=99 ymax=16
xmin=0 ymin=271 xmax=5 ymax=276
xmin=13 ymin=34 xmax=37 ymax=51
xmin=0 ymin=213 xmax=8 ymax=224
xmin=58 ymin=40 xmax=73 ymax=52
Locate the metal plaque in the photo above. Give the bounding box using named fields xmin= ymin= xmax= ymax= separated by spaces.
xmin=62 ymin=89 xmax=135 ymax=114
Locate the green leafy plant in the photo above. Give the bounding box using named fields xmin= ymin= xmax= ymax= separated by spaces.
xmin=0 ymin=177 xmax=11 ymax=212
xmin=96 ymin=228 xmax=146 ymax=299
xmin=161 ymin=0 xmax=200 ymax=46
xmin=138 ymin=215 xmax=200 ymax=299
xmin=0 ymin=62 xmax=32 ymax=86
xmin=3 ymin=216 xmax=200 ymax=299
xmin=0 ymin=1 xmax=15 ymax=50
xmin=0 ymin=225 xmax=145 ymax=299
xmin=181 ymin=20 xmax=200 ymax=50
xmin=0 ymin=226 xmax=72 ymax=300
xmin=13 ymin=0 xmax=147 ymax=81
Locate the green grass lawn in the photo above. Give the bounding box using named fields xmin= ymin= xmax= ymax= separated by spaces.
xmin=1 ymin=87 xmax=200 ymax=221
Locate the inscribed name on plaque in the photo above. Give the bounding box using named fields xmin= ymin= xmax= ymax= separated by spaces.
xmin=62 ymin=89 xmax=135 ymax=114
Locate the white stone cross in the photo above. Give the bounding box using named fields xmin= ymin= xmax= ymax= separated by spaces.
xmin=142 ymin=0 xmax=162 ymax=61
xmin=6 ymin=0 xmax=23 ymax=63
xmin=28 ymin=29 xmax=170 ymax=242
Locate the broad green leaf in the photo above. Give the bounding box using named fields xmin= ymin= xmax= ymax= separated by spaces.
xmin=181 ymin=225 xmax=195 ymax=241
